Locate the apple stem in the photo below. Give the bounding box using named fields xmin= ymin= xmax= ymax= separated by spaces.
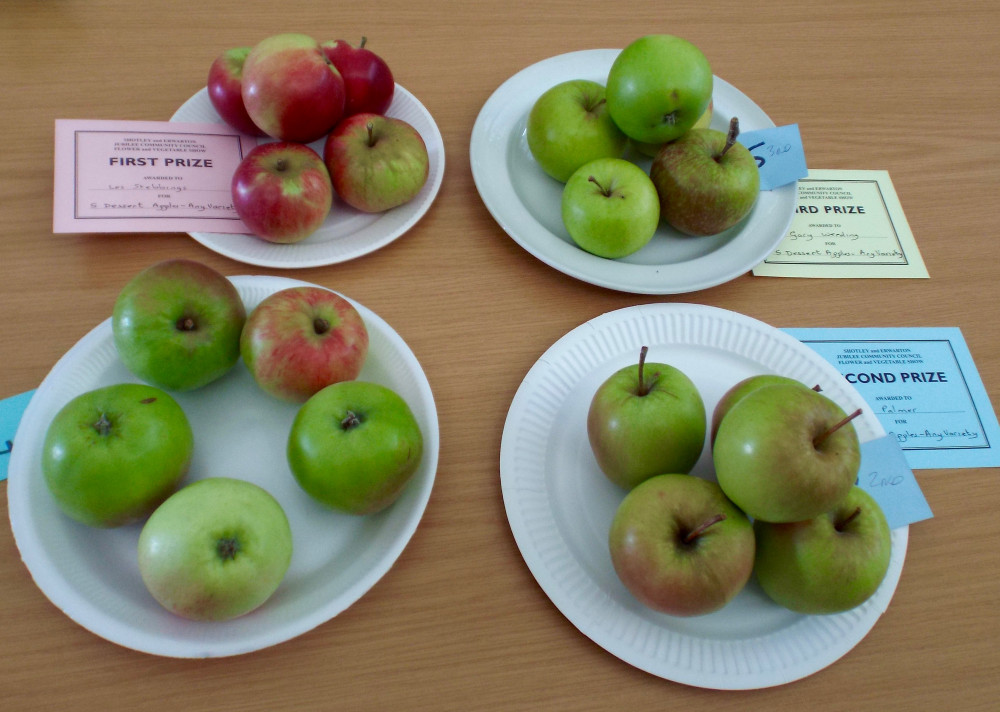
xmin=341 ymin=410 xmax=362 ymax=430
xmin=835 ymin=506 xmax=862 ymax=532
xmin=217 ymin=537 xmax=240 ymax=561
xmin=812 ymin=384 xmax=823 ymax=392
xmin=635 ymin=345 xmax=661 ymax=396
xmin=719 ymin=117 xmax=740 ymax=158
xmin=274 ymin=158 xmax=288 ymax=173
xmin=176 ymin=316 xmax=197 ymax=332
xmin=360 ymin=36 xmax=368 ymax=49
xmin=813 ymin=408 xmax=863 ymax=448
xmin=588 ymin=175 xmax=613 ymax=197
xmin=366 ymin=122 xmax=377 ymax=147
xmin=313 ymin=317 xmax=330 ymax=335
xmin=683 ymin=513 xmax=727 ymax=544
xmin=93 ymin=413 xmax=113 ymax=437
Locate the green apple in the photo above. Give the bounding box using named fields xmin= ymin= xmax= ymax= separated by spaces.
xmin=112 ymin=259 xmax=246 ymax=391
xmin=609 ymin=473 xmax=755 ymax=616
xmin=41 ymin=383 xmax=193 ymax=528
xmin=561 ymin=157 xmax=660 ymax=259
xmin=526 ymin=79 xmax=628 ymax=182
xmin=606 ymin=34 xmax=713 ymax=145
xmin=753 ymin=486 xmax=892 ymax=614
xmin=713 ymin=382 xmax=862 ymax=523
xmin=633 ymin=99 xmax=714 ymax=158
xmin=710 ymin=374 xmax=815 ymax=445
xmin=287 ymin=380 xmax=423 ymax=515
xmin=587 ymin=346 xmax=706 ymax=490
xmin=323 ymin=113 xmax=429 ymax=213
xmin=137 ymin=477 xmax=293 ymax=621
xmin=649 ymin=117 xmax=760 ymax=236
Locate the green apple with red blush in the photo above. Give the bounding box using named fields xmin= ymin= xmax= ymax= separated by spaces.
xmin=241 ymin=286 xmax=369 ymax=403
xmin=753 ymin=486 xmax=893 ymax=614
xmin=608 ymin=473 xmax=755 ymax=616
xmin=323 ymin=113 xmax=429 ymax=213
xmin=137 ymin=477 xmax=293 ymax=621
xmin=710 ymin=373 xmax=816 ymax=445
xmin=713 ymin=382 xmax=862 ymax=523
xmin=112 ymin=259 xmax=246 ymax=392
xmin=587 ymin=346 xmax=706 ymax=490
xmin=649 ymin=117 xmax=760 ymax=236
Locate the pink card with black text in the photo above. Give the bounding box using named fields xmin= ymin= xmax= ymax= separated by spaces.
xmin=53 ymin=119 xmax=259 ymax=234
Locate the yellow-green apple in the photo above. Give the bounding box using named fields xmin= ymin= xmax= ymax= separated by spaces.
xmin=609 ymin=473 xmax=755 ymax=616
xmin=41 ymin=383 xmax=193 ymax=528
xmin=112 ymin=259 xmax=246 ymax=391
xmin=231 ymin=141 xmax=333 ymax=243
xmin=606 ymin=34 xmax=713 ymax=144
xmin=526 ymin=79 xmax=628 ymax=183
xmin=241 ymin=286 xmax=369 ymax=403
xmin=633 ymin=99 xmax=713 ymax=158
xmin=137 ymin=477 xmax=293 ymax=621
xmin=241 ymin=32 xmax=346 ymax=143
xmin=561 ymin=157 xmax=660 ymax=259
xmin=649 ymin=117 xmax=760 ymax=236
xmin=587 ymin=346 xmax=706 ymax=490
xmin=753 ymin=486 xmax=892 ymax=614
xmin=287 ymin=380 xmax=423 ymax=515
xmin=206 ymin=47 xmax=267 ymax=136
xmin=322 ymin=113 xmax=429 ymax=213
xmin=713 ymin=382 xmax=862 ymax=523
xmin=710 ymin=373 xmax=815 ymax=445
xmin=321 ymin=36 xmax=395 ymax=117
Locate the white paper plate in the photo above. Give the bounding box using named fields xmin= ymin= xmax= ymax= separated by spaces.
xmin=170 ymin=85 xmax=445 ymax=268
xmin=500 ymin=303 xmax=907 ymax=689
xmin=8 ymin=275 xmax=439 ymax=658
xmin=470 ymin=49 xmax=797 ymax=294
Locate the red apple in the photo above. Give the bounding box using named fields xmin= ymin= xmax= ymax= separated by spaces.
xmin=206 ymin=47 xmax=267 ymax=136
xmin=231 ymin=141 xmax=333 ymax=244
xmin=241 ymin=32 xmax=346 ymax=143
xmin=323 ymin=113 xmax=429 ymax=213
xmin=240 ymin=286 xmax=369 ymax=403
xmin=321 ymin=36 xmax=395 ymax=117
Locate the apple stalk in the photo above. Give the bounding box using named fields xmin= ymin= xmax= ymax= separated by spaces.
xmin=835 ymin=506 xmax=863 ymax=532
xmin=813 ymin=408 xmax=863 ymax=449
xmin=634 ymin=345 xmax=661 ymax=396
xmin=682 ymin=512 xmax=727 ymax=545
xmin=719 ymin=117 xmax=740 ymax=159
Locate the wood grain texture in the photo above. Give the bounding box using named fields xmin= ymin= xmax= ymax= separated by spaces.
xmin=1 ymin=0 xmax=997 ymax=709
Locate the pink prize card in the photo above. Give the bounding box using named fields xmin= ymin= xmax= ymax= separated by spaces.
xmin=53 ymin=119 xmax=259 ymax=234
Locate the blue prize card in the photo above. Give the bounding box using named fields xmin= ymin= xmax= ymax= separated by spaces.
xmin=0 ymin=389 xmax=35 ymax=482
xmin=737 ymin=124 xmax=808 ymax=191
xmin=785 ymin=327 xmax=1000 ymax=469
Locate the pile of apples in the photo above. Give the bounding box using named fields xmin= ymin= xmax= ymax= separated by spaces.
xmin=526 ymin=34 xmax=761 ymax=259
xmin=207 ymin=32 xmax=430 ymax=244
xmin=40 ymin=259 xmax=424 ymax=621
xmin=589 ymin=347 xmax=893 ymax=617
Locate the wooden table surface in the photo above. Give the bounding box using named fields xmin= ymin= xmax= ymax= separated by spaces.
xmin=2 ymin=1 xmax=997 ymax=709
